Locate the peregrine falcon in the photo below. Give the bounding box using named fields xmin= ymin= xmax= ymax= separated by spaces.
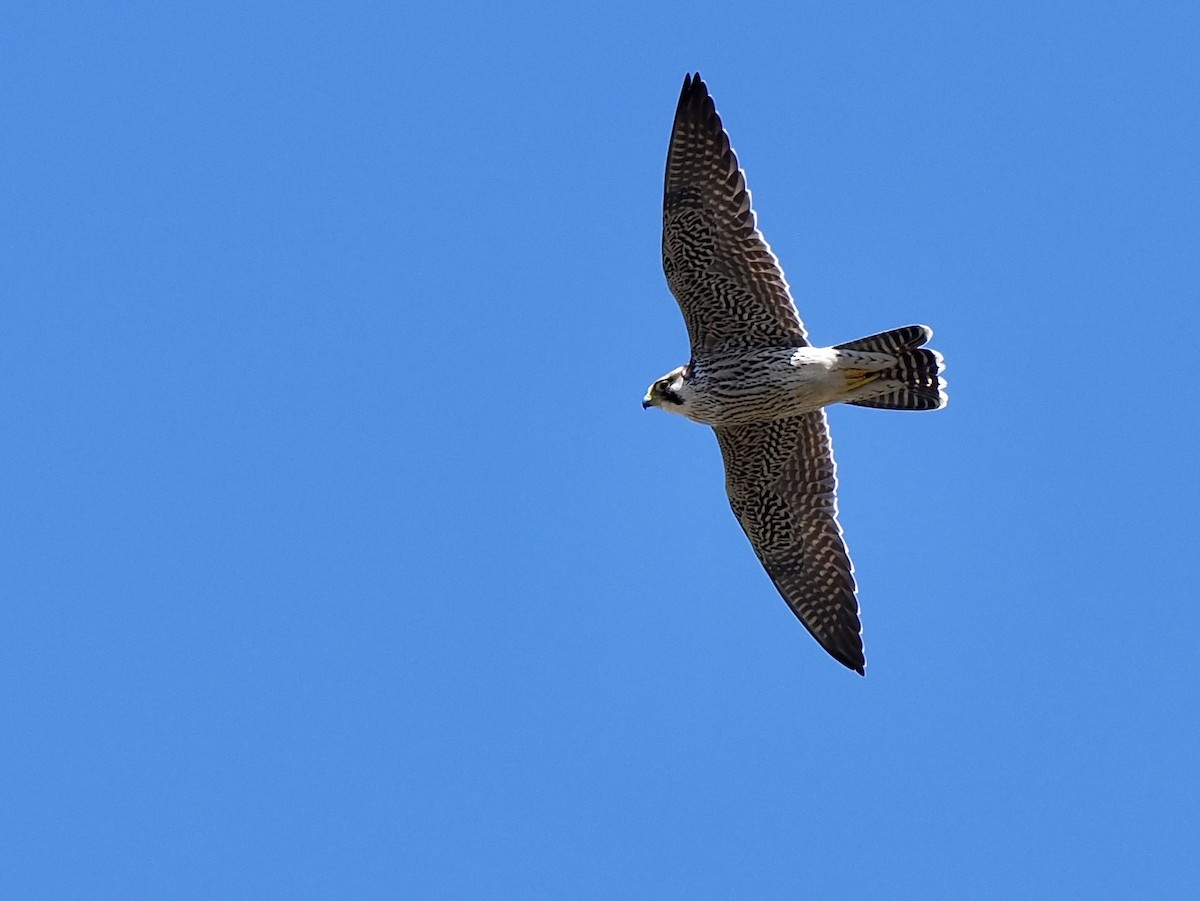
xmin=643 ymin=73 xmax=947 ymax=675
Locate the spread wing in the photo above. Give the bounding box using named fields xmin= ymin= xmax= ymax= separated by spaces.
xmin=662 ymin=73 xmax=808 ymax=355
xmin=714 ymin=411 xmax=864 ymax=674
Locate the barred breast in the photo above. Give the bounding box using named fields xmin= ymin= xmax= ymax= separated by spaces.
xmin=678 ymin=347 xmax=845 ymax=426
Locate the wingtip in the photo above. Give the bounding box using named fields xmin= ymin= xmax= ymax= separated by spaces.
xmin=679 ymin=72 xmax=709 ymax=104
xmin=826 ymin=643 xmax=866 ymax=676
xmin=835 ymin=641 xmax=866 ymax=676
xmin=842 ymin=654 xmax=866 ymax=676
xmin=673 ymin=72 xmax=722 ymax=143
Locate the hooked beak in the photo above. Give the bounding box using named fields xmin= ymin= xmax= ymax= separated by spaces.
xmin=642 ymin=396 xmax=653 ymax=409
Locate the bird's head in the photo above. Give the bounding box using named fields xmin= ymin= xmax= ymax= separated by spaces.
xmin=642 ymin=365 xmax=688 ymax=412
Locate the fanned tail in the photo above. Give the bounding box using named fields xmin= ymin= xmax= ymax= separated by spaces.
xmin=837 ymin=325 xmax=948 ymax=411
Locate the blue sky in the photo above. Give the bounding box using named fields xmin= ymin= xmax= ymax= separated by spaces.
xmin=3 ymin=1 xmax=1199 ymax=897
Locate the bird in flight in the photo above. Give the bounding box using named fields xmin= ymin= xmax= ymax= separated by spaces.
xmin=643 ymin=73 xmax=947 ymax=675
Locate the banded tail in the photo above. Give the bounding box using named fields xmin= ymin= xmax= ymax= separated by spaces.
xmin=837 ymin=325 xmax=947 ymax=411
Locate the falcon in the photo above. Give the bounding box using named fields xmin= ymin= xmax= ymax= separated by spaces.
xmin=643 ymin=73 xmax=947 ymax=675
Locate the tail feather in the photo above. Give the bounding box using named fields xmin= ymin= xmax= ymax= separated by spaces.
xmin=835 ymin=325 xmax=932 ymax=355
xmin=839 ymin=325 xmax=947 ymax=411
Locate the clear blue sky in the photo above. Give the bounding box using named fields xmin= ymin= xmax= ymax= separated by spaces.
xmin=4 ymin=2 xmax=1199 ymax=898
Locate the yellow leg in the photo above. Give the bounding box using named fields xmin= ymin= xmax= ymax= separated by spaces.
xmin=843 ymin=368 xmax=881 ymax=391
